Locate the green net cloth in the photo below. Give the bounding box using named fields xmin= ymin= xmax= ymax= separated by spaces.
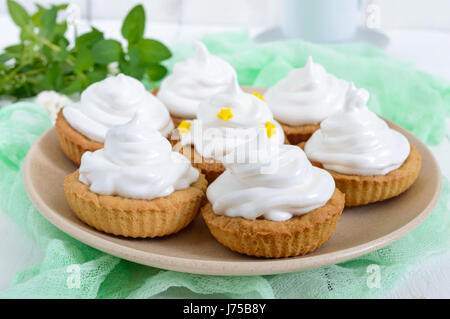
xmin=1 ymin=33 xmax=449 ymax=298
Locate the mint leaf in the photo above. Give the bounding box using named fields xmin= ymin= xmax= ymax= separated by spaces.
xmin=55 ymin=46 xmax=69 ymax=62
xmin=45 ymin=63 xmax=63 ymax=90
xmin=54 ymin=4 xmax=69 ymax=10
xmin=31 ymin=7 xmax=43 ymax=27
xmin=147 ymin=64 xmax=168 ymax=81
xmin=0 ymin=53 xmax=13 ymax=64
xmin=40 ymin=6 xmax=57 ymax=38
xmin=54 ymin=22 xmax=68 ymax=36
xmin=7 ymin=0 xmax=30 ymax=28
xmin=0 ymin=2 xmax=172 ymax=99
xmin=118 ymin=57 xmax=132 ymax=75
xmin=86 ymin=71 xmax=108 ymax=86
xmin=74 ymin=47 xmax=94 ymax=72
xmin=127 ymin=47 xmax=140 ymax=66
xmin=119 ymin=56 xmax=145 ymax=79
xmin=75 ymin=28 xmax=103 ymax=50
xmin=135 ymin=39 xmax=171 ymax=63
xmin=91 ymin=39 xmax=122 ymax=65
xmin=62 ymin=77 xmax=84 ymax=94
xmin=121 ymin=5 xmax=145 ymax=45
xmin=4 ymin=44 xmax=24 ymax=57
xmin=40 ymin=45 xmax=53 ymax=61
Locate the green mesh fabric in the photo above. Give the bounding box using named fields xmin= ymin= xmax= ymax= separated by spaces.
xmin=1 ymin=33 xmax=449 ymax=299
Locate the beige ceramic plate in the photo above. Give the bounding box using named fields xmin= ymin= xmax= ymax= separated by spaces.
xmin=23 ymin=119 xmax=441 ymax=276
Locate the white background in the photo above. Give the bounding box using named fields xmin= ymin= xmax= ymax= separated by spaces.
xmin=0 ymin=0 xmax=449 ymax=298
xmin=2 ymin=0 xmax=450 ymax=29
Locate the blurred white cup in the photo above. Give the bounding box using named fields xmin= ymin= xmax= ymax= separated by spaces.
xmin=282 ymin=0 xmax=362 ymax=42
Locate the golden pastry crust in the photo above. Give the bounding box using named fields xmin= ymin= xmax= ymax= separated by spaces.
xmin=174 ymin=144 xmax=224 ymax=184
xmin=55 ymin=109 xmax=103 ymax=165
xmin=281 ymin=122 xmax=320 ymax=145
xmin=300 ymin=144 xmax=421 ymax=207
xmin=297 ymin=141 xmax=306 ymax=150
xmin=192 ymin=155 xmax=224 ymax=184
xmin=64 ymin=170 xmax=208 ymax=238
xmin=170 ymin=115 xmax=186 ymax=128
xmin=168 ymin=126 xmax=226 ymax=183
xmin=202 ymin=189 xmax=345 ymax=258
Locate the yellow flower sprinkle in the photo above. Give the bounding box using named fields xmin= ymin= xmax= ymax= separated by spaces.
xmin=265 ymin=121 xmax=276 ymax=138
xmin=252 ymin=92 xmax=265 ymax=101
xmin=177 ymin=120 xmax=191 ymax=134
xmin=217 ymin=108 xmax=233 ymax=121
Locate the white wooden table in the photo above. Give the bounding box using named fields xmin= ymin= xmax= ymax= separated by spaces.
xmin=0 ymin=15 xmax=449 ymax=298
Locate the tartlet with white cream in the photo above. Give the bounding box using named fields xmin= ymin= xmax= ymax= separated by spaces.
xmin=63 ymin=115 xmax=207 ymax=238
xmin=157 ymin=42 xmax=236 ymax=125
xmin=173 ymin=76 xmax=286 ymax=183
xmin=201 ymin=142 xmax=345 ymax=258
xmin=55 ymin=74 xmax=173 ymax=165
xmin=264 ymin=57 xmax=349 ymax=144
xmin=304 ymin=83 xmax=421 ymax=206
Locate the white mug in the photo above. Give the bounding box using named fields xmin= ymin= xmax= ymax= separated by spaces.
xmin=282 ymin=0 xmax=363 ymax=42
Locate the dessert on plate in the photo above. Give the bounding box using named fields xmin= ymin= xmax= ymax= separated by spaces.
xmin=64 ymin=114 xmax=207 ymax=238
xmin=173 ymin=76 xmax=286 ymax=183
xmin=202 ymin=141 xmax=345 ymax=258
xmin=304 ymin=84 xmax=421 ymax=206
xmin=56 ymin=74 xmax=173 ymax=165
xmin=264 ymin=56 xmax=349 ymax=144
xmin=157 ymin=41 xmax=236 ymax=126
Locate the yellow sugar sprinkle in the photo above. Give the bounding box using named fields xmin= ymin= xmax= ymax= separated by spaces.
xmin=177 ymin=120 xmax=191 ymax=134
xmin=265 ymin=121 xmax=276 ymax=138
xmin=217 ymin=108 xmax=233 ymax=121
xmin=252 ymin=92 xmax=265 ymax=101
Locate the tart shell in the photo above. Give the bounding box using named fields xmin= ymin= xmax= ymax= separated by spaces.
xmin=201 ymin=189 xmax=345 ymax=258
xmin=64 ymin=170 xmax=208 ymax=238
xmin=281 ymin=122 xmax=320 ymax=145
xmin=298 ymin=143 xmax=422 ymax=207
xmin=55 ymin=109 xmax=103 ymax=165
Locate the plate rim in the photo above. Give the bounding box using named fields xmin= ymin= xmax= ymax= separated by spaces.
xmin=22 ymin=120 xmax=442 ymax=276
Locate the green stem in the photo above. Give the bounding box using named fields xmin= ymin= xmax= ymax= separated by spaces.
xmin=22 ymin=67 xmax=46 ymax=76
xmin=34 ymin=35 xmax=75 ymax=66
xmin=35 ymin=36 xmax=61 ymax=52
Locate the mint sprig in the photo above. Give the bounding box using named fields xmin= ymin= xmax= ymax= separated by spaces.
xmin=0 ymin=1 xmax=171 ymax=99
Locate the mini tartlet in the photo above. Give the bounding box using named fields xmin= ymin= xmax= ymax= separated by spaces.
xmin=264 ymin=57 xmax=349 ymax=144
xmin=171 ymin=77 xmax=286 ymax=183
xmin=304 ymin=84 xmax=421 ymax=206
xmin=64 ymin=115 xmax=207 ymax=238
xmin=56 ymin=74 xmax=173 ymax=165
xmin=157 ymin=42 xmax=236 ymax=126
xmin=202 ymin=143 xmax=345 ymax=258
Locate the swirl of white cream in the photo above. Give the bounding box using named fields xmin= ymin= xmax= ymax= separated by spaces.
xmin=181 ymin=77 xmax=285 ymax=161
xmin=79 ymin=114 xmax=199 ymax=200
xmin=63 ymin=74 xmax=173 ymax=143
xmin=305 ymin=83 xmax=411 ymax=176
xmin=35 ymin=90 xmax=72 ymax=123
xmin=157 ymin=42 xmax=237 ymax=118
xmin=264 ymin=56 xmax=349 ymax=126
xmin=206 ymin=144 xmax=335 ymax=221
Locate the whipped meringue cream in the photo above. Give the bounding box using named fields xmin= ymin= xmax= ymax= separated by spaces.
xmin=79 ymin=114 xmax=199 ymax=200
xmin=179 ymin=77 xmax=285 ymax=162
xmin=157 ymin=41 xmax=237 ymax=119
xmin=207 ymin=143 xmax=335 ymax=221
xmin=264 ymin=56 xmax=349 ymax=126
xmin=305 ymin=84 xmax=411 ymax=176
xmin=35 ymin=90 xmax=72 ymax=123
xmin=63 ymin=74 xmax=173 ymax=143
